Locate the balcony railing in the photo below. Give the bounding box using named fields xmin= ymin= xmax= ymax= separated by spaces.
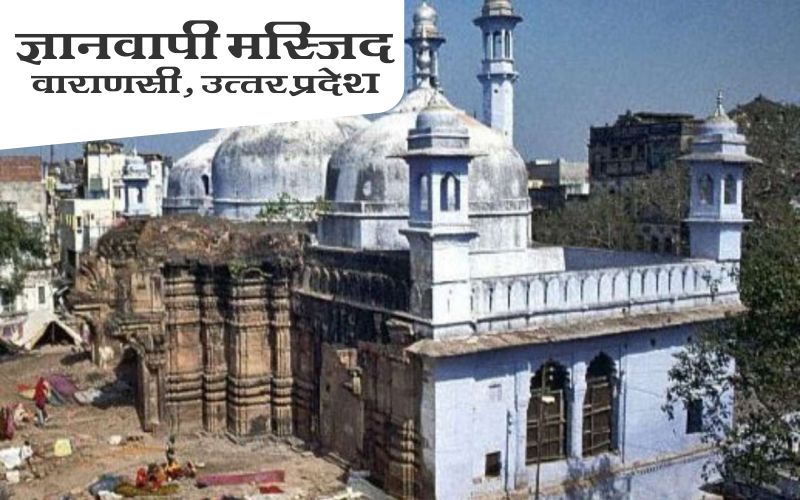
xmin=470 ymin=259 xmax=739 ymax=332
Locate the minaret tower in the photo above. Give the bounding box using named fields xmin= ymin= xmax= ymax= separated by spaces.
xmin=474 ymin=0 xmax=522 ymax=141
xmin=400 ymin=94 xmax=479 ymax=340
xmin=406 ymin=2 xmax=446 ymax=90
xmin=683 ymin=92 xmax=761 ymax=261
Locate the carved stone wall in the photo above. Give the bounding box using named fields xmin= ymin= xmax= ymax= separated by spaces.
xmin=70 ymin=218 xmax=425 ymax=497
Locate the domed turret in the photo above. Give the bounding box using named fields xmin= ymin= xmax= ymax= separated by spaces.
xmin=682 ymin=91 xmax=761 ymax=262
xmin=211 ymin=117 xmax=368 ymax=221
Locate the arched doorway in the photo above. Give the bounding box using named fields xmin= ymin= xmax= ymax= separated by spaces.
xmin=526 ymin=361 xmax=568 ymax=464
xmin=583 ymin=353 xmax=616 ymax=456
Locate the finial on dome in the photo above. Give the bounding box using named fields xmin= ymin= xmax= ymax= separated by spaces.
xmin=412 ymin=1 xmax=439 ymax=39
xmin=714 ymin=89 xmax=727 ymax=118
xmin=406 ymin=0 xmax=446 ymax=90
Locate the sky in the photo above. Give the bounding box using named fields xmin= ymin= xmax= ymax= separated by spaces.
xmin=3 ymin=0 xmax=799 ymax=163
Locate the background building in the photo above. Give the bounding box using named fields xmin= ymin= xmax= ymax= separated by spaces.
xmin=0 ymin=156 xmax=46 ymax=228
xmin=58 ymin=198 xmax=115 ymax=279
xmin=589 ymin=111 xmax=700 ymax=191
xmin=527 ymin=158 xmax=590 ymax=211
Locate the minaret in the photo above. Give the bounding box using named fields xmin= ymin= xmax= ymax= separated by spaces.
xmin=682 ymin=92 xmax=760 ymax=261
xmin=400 ymin=94 xmax=479 ymax=340
xmin=406 ymin=1 xmax=445 ymax=89
xmin=474 ymin=0 xmax=522 ymax=140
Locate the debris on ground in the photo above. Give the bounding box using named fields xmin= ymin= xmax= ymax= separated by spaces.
xmin=5 ymin=470 xmax=20 ymax=484
xmin=196 ymin=469 xmax=285 ymax=488
xmin=88 ymin=474 xmax=124 ymax=497
xmin=0 ymin=350 xmax=347 ymax=499
xmin=74 ymin=380 xmax=131 ymax=406
xmin=53 ymin=438 xmax=72 ymax=457
xmin=0 ymin=443 xmax=32 ymax=470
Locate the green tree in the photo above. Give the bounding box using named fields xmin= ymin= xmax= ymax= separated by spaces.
xmin=257 ymin=193 xmax=330 ymax=222
xmin=532 ymin=162 xmax=688 ymax=250
xmin=0 ymin=208 xmax=47 ymax=301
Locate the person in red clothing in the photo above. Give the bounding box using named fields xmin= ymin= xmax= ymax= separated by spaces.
xmin=33 ymin=378 xmax=49 ymax=427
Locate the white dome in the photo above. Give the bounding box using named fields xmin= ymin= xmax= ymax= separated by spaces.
xmin=325 ymin=87 xmax=527 ymax=206
xmin=320 ymin=87 xmax=530 ymax=251
xmin=212 ymin=117 xmax=369 ymax=221
xmin=164 ymin=128 xmax=235 ymax=215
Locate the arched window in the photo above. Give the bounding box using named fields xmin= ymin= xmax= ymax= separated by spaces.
xmin=440 ymin=173 xmax=460 ymax=211
xmin=526 ymin=362 xmax=568 ymax=464
xmin=699 ymin=174 xmax=714 ymax=205
xmin=583 ymin=353 xmax=616 ymax=456
xmin=493 ymin=31 xmax=502 ymax=60
xmin=136 ymin=187 xmax=144 ymax=204
xmin=419 ymin=174 xmax=430 ymax=212
xmin=504 ymin=31 xmax=512 ymax=58
xmin=201 ymin=174 xmax=210 ymax=196
xmin=724 ymin=174 xmax=737 ymax=205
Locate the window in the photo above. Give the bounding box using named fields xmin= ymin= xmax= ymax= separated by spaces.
xmin=201 ymin=174 xmax=210 ymax=196
xmin=488 ymin=383 xmax=502 ymax=402
xmin=724 ymin=174 xmax=736 ymax=205
xmin=504 ymin=31 xmax=512 ymax=58
xmin=136 ymin=187 xmax=144 ymax=203
xmin=610 ymin=147 xmax=619 ymax=159
xmin=526 ymin=362 xmax=568 ymax=464
xmin=76 ymin=216 xmax=82 ymax=232
xmin=686 ymin=399 xmax=703 ymax=434
xmin=493 ymin=31 xmax=502 ymax=60
xmin=583 ymin=354 xmax=615 ymax=456
xmin=114 ymin=187 xmax=121 ymax=199
xmin=38 ymin=286 xmax=46 ymax=305
xmin=440 ymin=173 xmax=460 ymax=212
xmin=419 ymin=174 xmax=430 ymax=212
xmin=485 ymin=452 xmax=501 ymax=478
xmin=699 ymin=174 xmax=714 ymax=205
xmin=664 ymin=238 xmax=674 ymax=255
xmin=623 ymin=145 xmax=632 ymax=158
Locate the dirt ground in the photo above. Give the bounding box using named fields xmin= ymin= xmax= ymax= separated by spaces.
xmin=0 ymin=347 xmax=348 ymax=499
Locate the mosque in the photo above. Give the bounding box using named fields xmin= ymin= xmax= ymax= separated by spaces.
xmin=73 ymin=1 xmax=760 ymax=498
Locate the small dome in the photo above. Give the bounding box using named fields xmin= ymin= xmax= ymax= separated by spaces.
xmin=415 ymin=94 xmax=460 ymax=131
xmin=124 ymin=155 xmax=147 ymax=176
xmin=212 ymin=117 xmax=369 ymax=220
xmin=412 ymin=2 xmax=440 ymax=38
xmin=699 ymin=92 xmax=738 ymax=136
xmin=414 ymin=2 xmax=437 ymax=25
xmin=481 ymin=0 xmax=516 ymax=16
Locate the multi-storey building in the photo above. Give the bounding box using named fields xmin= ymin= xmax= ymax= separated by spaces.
xmin=589 ymin=111 xmax=700 ymax=191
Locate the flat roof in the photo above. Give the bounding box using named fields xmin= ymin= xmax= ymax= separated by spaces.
xmin=407 ymin=303 xmax=744 ymax=358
